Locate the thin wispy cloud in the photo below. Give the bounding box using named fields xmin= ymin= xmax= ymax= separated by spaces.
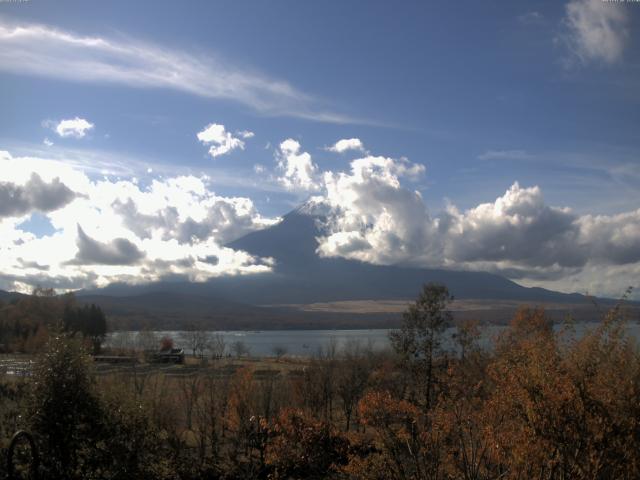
xmin=478 ymin=149 xmax=533 ymax=161
xmin=518 ymin=11 xmax=544 ymax=25
xmin=0 ymin=18 xmax=359 ymax=123
xmin=560 ymin=0 xmax=630 ymax=66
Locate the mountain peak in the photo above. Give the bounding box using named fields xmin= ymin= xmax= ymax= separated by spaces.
xmin=290 ymin=197 xmax=331 ymax=218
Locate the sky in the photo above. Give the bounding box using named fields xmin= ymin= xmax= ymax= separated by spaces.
xmin=0 ymin=0 xmax=639 ymax=298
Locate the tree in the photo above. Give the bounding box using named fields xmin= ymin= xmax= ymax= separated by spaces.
xmin=62 ymin=303 xmax=107 ymax=354
xmin=181 ymin=327 xmax=210 ymax=358
xmin=272 ymin=345 xmax=288 ymax=360
xmin=136 ymin=328 xmax=159 ymax=352
xmin=232 ymin=340 xmax=250 ymax=358
xmin=336 ymin=340 xmax=370 ymax=430
xmin=86 ymin=304 xmax=107 ymax=354
xmin=160 ymin=336 xmax=174 ymax=352
xmin=29 ymin=330 xmax=104 ymax=478
xmin=452 ymin=319 xmax=480 ymax=362
xmin=389 ymin=283 xmax=452 ymax=409
xmin=209 ymin=333 xmax=226 ymax=359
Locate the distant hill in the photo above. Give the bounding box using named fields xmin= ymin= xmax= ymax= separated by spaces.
xmin=0 ymin=290 xmax=26 ymax=302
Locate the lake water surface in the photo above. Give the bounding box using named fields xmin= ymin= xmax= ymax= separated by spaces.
xmin=107 ymin=322 xmax=640 ymax=357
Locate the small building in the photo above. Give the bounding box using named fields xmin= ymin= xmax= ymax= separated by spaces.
xmin=152 ymin=348 xmax=184 ymax=364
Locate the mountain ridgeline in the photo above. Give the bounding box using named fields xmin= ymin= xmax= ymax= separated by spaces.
xmin=34 ymin=206 xmax=611 ymax=329
xmin=225 ymin=208 xmax=585 ymax=304
xmin=86 ymin=207 xmax=585 ymax=305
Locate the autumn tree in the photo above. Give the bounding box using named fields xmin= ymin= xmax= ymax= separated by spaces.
xmin=266 ymin=408 xmax=349 ymax=479
xmin=336 ymin=340 xmax=370 ymax=431
xmin=389 ymin=283 xmax=452 ymax=409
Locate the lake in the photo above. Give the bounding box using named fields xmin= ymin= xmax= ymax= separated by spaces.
xmin=107 ymin=321 xmax=640 ymax=357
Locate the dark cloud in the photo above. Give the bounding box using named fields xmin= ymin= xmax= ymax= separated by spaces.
xmin=0 ymin=173 xmax=76 ymax=218
xmin=0 ymin=271 xmax=99 ymax=291
xmin=112 ymin=199 xmax=179 ymax=240
xmin=16 ymin=258 xmax=50 ymax=271
xmin=198 ymin=255 xmax=219 ymax=266
xmin=69 ymin=225 xmax=145 ymax=266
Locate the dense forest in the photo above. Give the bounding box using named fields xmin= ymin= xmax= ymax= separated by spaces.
xmin=0 ymin=288 xmax=106 ymax=355
xmin=0 ymin=284 xmax=638 ymax=479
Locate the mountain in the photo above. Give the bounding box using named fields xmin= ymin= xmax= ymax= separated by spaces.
xmin=0 ymin=290 xmax=26 ymax=302
xmin=8 ymin=212 xmax=634 ymax=328
xmin=72 ymin=206 xmax=617 ymax=328
xmin=225 ymin=208 xmax=585 ymax=304
xmin=89 ymin=207 xmax=584 ymax=305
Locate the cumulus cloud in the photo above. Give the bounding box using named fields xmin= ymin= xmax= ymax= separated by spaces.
xmin=317 ymin=155 xmax=430 ymax=265
xmin=71 ymin=225 xmax=145 ymax=265
xmin=0 ymin=18 xmax=356 ymax=123
xmin=577 ymin=209 xmax=640 ymax=265
xmin=2 ymin=138 xmax=639 ymax=298
xmin=197 ymin=123 xmax=246 ymax=158
xmin=0 ymin=150 xmax=276 ymax=291
xmin=112 ymin=189 xmax=276 ymax=245
xmin=0 ymin=173 xmax=77 ymax=218
xmin=562 ymin=0 xmax=629 ymax=65
xmin=54 ymin=117 xmax=94 ymax=138
xmin=270 ymin=136 xmax=637 ymax=295
xmin=440 ymin=183 xmax=585 ymax=270
xmin=314 ymin=169 xmax=640 ymax=295
xmin=276 ymin=139 xmax=321 ymax=191
xmin=328 ymin=138 xmax=366 ymax=153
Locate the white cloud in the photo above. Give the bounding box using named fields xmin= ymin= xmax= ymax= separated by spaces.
xmin=2 ymin=137 xmax=639 ymax=298
xmin=276 ymin=139 xmax=321 ymax=191
xmin=0 ymin=18 xmax=357 ymax=123
xmin=562 ymin=0 xmax=629 ymax=65
xmin=43 ymin=138 xmax=53 ymax=147
xmin=328 ymin=138 xmax=366 ymax=153
xmin=197 ymin=123 xmax=246 ymax=158
xmin=314 ymin=171 xmax=640 ymax=296
xmin=318 ymin=155 xmax=432 ymax=265
xmin=237 ymin=130 xmax=255 ymax=139
xmin=54 ymin=117 xmax=94 ymax=138
xmin=440 ymin=183 xmax=582 ymax=269
xmin=0 ymin=150 xmax=277 ymax=291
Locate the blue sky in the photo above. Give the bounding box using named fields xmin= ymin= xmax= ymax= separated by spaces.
xmin=0 ymin=0 xmax=639 ymax=297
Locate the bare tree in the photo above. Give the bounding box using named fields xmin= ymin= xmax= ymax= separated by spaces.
xmin=136 ymin=329 xmax=159 ymax=353
xmin=208 ymin=333 xmax=226 ymax=360
xmin=232 ymin=340 xmax=250 ymax=358
xmin=272 ymin=345 xmax=288 ymax=360
xmin=181 ymin=326 xmax=210 ymax=358
xmin=178 ymin=373 xmax=202 ymax=431
xmin=110 ymin=331 xmax=135 ymax=353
